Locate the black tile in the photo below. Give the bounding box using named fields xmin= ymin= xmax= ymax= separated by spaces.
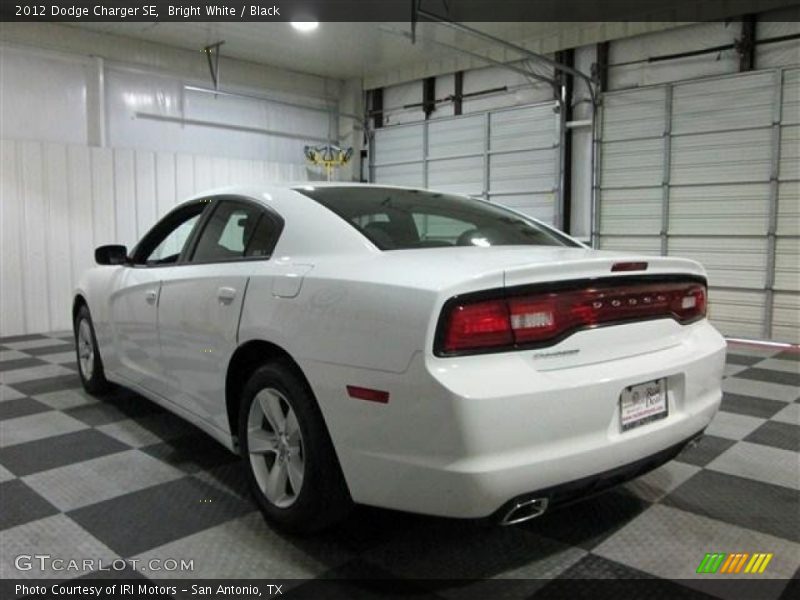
xmin=745 ymin=421 xmax=800 ymax=453
xmin=0 ymin=479 xmax=59 ymax=529
xmin=0 ymin=334 xmax=48 ymax=344
xmin=68 ymin=476 xmax=253 ymax=556
xmin=524 ymin=489 xmax=651 ymax=550
xmin=719 ymin=393 xmax=786 ymax=419
xmin=195 ymin=462 xmax=250 ymax=499
xmin=10 ymin=373 xmax=82 ymax=396
xmin=0 ymin=358 xmax=47 ymax=372
xmin=291 ymin=558 xmax=441 ymax=600
xmin=76 ymin=564 xmax=150 ymax=581
xmin=65 ymin=394 xmax=160 ymax=426
xmin=725 ymin=353 xmax=765 ymax=366
xmin=775 ymin=351 xmax=800 ymax=362
xmin=25 ymin=343 xmax=74 ymax=357
xmin=140 ymin=433 xmax=238 ymax=473
xmin=0 ymin=397 xmax=51 ymax=420
xmin=735 ymin=367 xmax=800 ymax=388
xmin=663 ymin=470 xmax=800 ymax=542
xmin=534 ymin=555 xmax=716 ymax=599
xmin=674 ymin=435 xmax=735 ymax=467
xmin=0 ymin=429 xmax=129 ymax=477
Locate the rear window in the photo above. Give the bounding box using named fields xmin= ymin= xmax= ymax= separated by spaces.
xmin=297 ymin=187 xmax=576 ymax=250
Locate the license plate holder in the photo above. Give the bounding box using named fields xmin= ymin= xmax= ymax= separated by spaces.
xmin=620 ymin=379 xmax=668 ymax=432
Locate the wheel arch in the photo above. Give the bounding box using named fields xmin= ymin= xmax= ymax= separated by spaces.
xmin=225 ymin=339 xmax=318 ymax=450
xmin=72 ymin=294 xmax=88 ymax=328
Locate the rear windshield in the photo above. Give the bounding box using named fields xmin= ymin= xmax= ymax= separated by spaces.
xmin=297 ymin=187 xmax=576 ymax=250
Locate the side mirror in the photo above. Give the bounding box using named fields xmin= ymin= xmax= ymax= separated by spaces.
xmin=95 ymin=245 xmax=128 ymax=266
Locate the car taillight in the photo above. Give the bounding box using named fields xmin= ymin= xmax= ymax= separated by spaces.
xmin=439 ymin=280 xmax=706 ymax=354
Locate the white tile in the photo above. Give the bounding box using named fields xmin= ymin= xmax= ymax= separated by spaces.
xmin=594 ymin=505 xmax=800 ymax=590
xmin=35 ymin=389 xmax=99 ymax=410
xmin=705 ymin=411 xmax=766 ymax=440
xmin=0 ymin=411 xmax=87 ymax=448
xmin=0 ymin=463 xmax=15 ymax=483
xmin=38 ymin=351 xmax=76 ymax=364
xmin=96 ymin=419 xmax=164 ymax=448
xmin=0 ymin=350 xmax=29 ymax=362
xmin=3 ymin=338 xmax=66 ymax=350
xmin=130 ymin=511 xmax=346 ymax=580
xmin=0 ymin=384 xmax=25 ymax=402
xmin=23 ymin=449 xmax=184 ymax=511
xmin=722 ymin=377 xmax=798 ymax=403
xmin=723 ymin=364 xmax=748 ymax=378
xmin=773 ymin=402 xmax=799 ymax=425
xmin=0 ymin=514 xmax=119 ymax=579
xmin=707 ymin=442 xmax=800 ymax=491
xmin=623 ymin=460 xmax=701 ymax=503
xmin=756 ymin=358 xmax=800 ymax=374
xmin=0 ymin=363 xmax=74 ymax=385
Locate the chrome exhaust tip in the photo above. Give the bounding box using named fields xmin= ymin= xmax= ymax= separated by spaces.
xmin=500 ymin=497 xmax=549 ymax=526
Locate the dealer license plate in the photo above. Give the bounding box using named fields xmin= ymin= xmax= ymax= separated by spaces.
xmin=620 ymin=379 xmax=668 ymax=432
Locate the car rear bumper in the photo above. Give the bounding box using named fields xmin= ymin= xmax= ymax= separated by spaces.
xmin=308 ymin=319 xmax=726 ymax=519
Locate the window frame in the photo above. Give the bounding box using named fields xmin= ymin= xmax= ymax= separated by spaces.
xmin=129 ymin=199 xmax=212 ymax=268
xmin=183 ymin=196 xmax=284 ymax=265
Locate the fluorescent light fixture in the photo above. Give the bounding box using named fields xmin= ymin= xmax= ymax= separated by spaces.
xmin=291 ymin=21 xmax=319 ymax=32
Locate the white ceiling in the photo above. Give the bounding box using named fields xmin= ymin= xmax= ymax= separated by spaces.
xmin=66 ymin=21 xmax=640 ymax=86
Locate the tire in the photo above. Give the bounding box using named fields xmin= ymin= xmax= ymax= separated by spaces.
xmin=74 ymin=305 xmax=110 ymax=395
xmin=239 ymin=361 xmax=352 ymax=534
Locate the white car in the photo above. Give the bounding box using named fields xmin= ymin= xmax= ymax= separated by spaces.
xmin=74 ymin=184 xmax=726 ymax=533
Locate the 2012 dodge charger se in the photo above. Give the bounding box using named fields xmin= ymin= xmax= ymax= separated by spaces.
xmin=74 ymin=184 xmax=726 ymax=533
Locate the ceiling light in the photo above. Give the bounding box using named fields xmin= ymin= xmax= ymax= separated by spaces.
xmin=291 ymin=21 xmax=318 ymax=32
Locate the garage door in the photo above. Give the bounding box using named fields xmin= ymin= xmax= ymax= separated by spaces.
xmin=598 ymin=68 xmax=799 ymax=343
xmin=370 ymin=101 xmax=561 ymax=227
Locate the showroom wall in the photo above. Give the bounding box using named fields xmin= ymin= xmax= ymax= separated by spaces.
xmin=368 ymin=15 xmax=799 ymax=343
xmin=0 ymin=25 xmax=344 ymax=337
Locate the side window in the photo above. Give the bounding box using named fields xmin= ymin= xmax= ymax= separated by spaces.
xmin=147 ymin=214 xmax=201 ymax=263
xmin=132 ymin=201 xmax=208 ymax=266
xmin=191 ymin=200 xmax=278 ymax=262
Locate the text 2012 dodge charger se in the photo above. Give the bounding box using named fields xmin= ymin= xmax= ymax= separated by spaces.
xmin=74 ymin=184 xmax=726 ymax=532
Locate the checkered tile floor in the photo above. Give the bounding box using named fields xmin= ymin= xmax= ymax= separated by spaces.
xmin=1 ymin=332 xmax=798 ymax=598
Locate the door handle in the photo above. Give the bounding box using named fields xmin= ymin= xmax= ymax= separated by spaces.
xmin=217 ymin=286 xmax=237 ymax=304
xmin=145 ymin=289 xmax=158 ymax=305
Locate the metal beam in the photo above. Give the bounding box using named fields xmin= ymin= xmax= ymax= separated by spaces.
xmin=738 ymin=14 xmax=757 ymax=72
xmin=415 ymin=8 xmax=597 ymax=106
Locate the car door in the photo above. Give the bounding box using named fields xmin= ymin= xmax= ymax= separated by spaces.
xmin=156 ymin=197 xmax=283 ymax=431
xmin=108 ymin=201 xmax=208 ymax=392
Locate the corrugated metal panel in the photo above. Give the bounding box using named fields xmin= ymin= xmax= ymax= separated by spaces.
xmin=373 ymin=162 xmax=424 ymax=188
xmin=774 ymin=237 xmax=800 ymax=293
xmin=599 ymin=187 xmax=662 ymax=235
xmin=0 ymin=137 xmax=310 ymax=336
xmin=670 ymin=128 xmax=772 ymax=185
xmin=373 ymin=124 xmax=424 ymax=165
xmin=598 ymin=236 xmax=662 ymax=255
xmin=428 ymin=156 xmax=483 ymax=196
xmin=489 ymin=104 xmax=557 ymax=152
xmin=672 ymin=72 xmax=774 ymax=135
xmin=669 ymin=237 xmax=767 ymax=289
xmin=708 ymin=289 xmax=766 ymax=339
xmin=779 ymin=125 xmax=799 ymax=181
xmin=602 ymin=87 xmax=666 ymax=142
xmin=427 ymin=115 xmax=483 ymax=158
xmin=782 ymin=68 xmax=800 ymax=126
xmin=601 ymin=138 xmax=664 ymax=188
xmin=492 ymin=193 xmax=556 ymax=224
xmin=772 ymin=292 xmax=800 ymax=344
xmin=669 ymin=184 xmax=770 ymax=235
xmin=489 ymin=149 xmax=556 ymax=194
xmin=777 ymin=182 xmax=799 ymax=236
